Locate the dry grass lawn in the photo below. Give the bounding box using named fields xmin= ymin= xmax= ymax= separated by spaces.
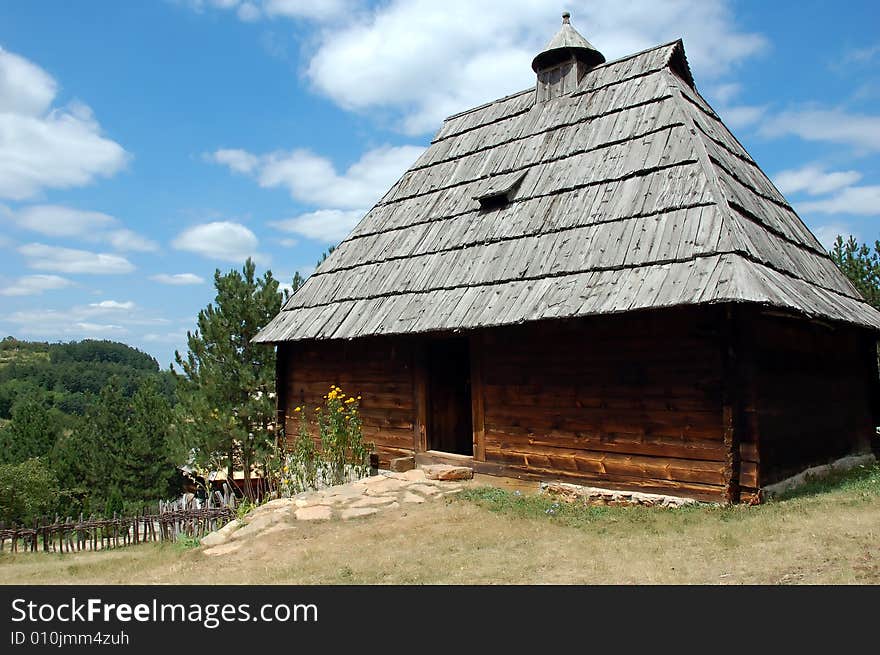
xmin=2 ymin=465 xmax=879 ymax=584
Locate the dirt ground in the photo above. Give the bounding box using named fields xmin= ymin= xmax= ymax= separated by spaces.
xmin=2 ymin=468 xmax=879 ymax=585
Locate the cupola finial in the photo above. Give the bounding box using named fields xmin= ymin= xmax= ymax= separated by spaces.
xmin=562 ymin=12 xmax=571 ymax=24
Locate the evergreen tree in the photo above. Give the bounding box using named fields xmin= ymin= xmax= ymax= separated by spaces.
xmin=172 ymin=258 xmax=281 ymax=501
xmin=0 ymin=392 xmax=59 ymax=465
xmin=124 ymin=378 xmax=177 ymax=503
xmin=830 ymin=235 xmax=880 ymax=309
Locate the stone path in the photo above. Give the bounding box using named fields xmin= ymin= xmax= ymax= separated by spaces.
xmin=200 ymin=466 xmax=471 ymax=557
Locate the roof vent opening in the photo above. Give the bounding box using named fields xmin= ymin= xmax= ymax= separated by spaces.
xmin=532 ymin=12 xmax=605 ymax=103
xmin=474 ymin=171 xmax=527 ymax=211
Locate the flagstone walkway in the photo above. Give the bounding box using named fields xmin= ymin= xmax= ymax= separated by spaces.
xmin=200 ymin=467 xmax=470 ymax=556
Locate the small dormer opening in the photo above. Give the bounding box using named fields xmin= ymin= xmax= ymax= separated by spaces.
xmin=474 ymin=171 xmax=527 ymax=211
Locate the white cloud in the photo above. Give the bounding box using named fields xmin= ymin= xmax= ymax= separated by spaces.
xmin=172 ymin=221 xmax=264 ymax=262
xmin=279 ymin=238 xmax=298 ymax=248
xmin=185 ymin=1 xmax=765 ymax=135
xmin=4 ymin=204 xmax=115 ymax=237
xmin=719 ymin=104 xmax=766 ymax=129
xmin=18 ymin=243 xmax=135 ymax=274
xmin=271 ymin=209 xmax=364 ymax=243
xmin=774 ymin=165 xmax=863 ymax=197
xmin=264 ymin=0 xmax=353 ymax=21
xmin=210 ymin=144 xmax=424 ymax=209
xmin=707 ymin=82 xmax=742 ymax=105
xmin=760 ymin=108 xmax=880 ymax=153
xmin=797 ymin=186 xmax=880 ymax=216
xmin=813 ymin=223 xmax=859 ymax=251
xmin=103 ymin=228 xmax=159 ymax=252
xmin=0 ymin=46 xmax=56 ymax=115
xmin=0 ymin=47 xmax=128 ymax=200
xmin=237 ymin=2 xmax=261 ymax=21
xmin=304 ymin=0 xmax=767 ymax=135
xmin=150 ymin=273 xmax=205 ymax=285
xmin=207 ymin=148 xmax=259 ymax=174
xmin=0 ymin=274 xmax=73 ymax=296
xmin=88 ymin=300 xmax=135 ymax=310
xmin=1 ymin=204 xmax=157 ymax=251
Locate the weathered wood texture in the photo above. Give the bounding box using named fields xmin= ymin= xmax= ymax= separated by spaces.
xmin=745 ymin=312 xmax=877 ymax=486
xmin=475 ymin=307 xmax=730 ymax=502
xmin=281 ymin=338 xmax=417 ymax=467
xmin=255 ymin=39 xmax=880 ymax=345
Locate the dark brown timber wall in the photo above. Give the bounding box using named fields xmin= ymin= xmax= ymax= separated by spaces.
xmin=474 ymin=307 xmax=731 ymax=502
xmin=278 ymin=338 xmax=417 ymax=467
xmin=746 ymin=312 xmax=878 ymax=486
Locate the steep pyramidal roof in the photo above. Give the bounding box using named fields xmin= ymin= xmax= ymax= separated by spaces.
xmin=256 ymin=39 xmax=880 ymax=343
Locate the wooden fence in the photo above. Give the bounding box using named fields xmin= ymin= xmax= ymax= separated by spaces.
xmin=0 ymin=491 xmax=236 ymax=554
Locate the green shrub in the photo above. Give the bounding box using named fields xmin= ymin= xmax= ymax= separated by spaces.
xmin=0 ymin=458 xmax=60 ymax=525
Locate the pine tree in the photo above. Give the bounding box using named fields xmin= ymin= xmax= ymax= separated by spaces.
xmin=125 ymin=378 xmax=177 ymax=503
xmin=0 ymin=392 xmax=59 ymax=465
xmin=172 ymin=258 xmax=281 ymax=501
xmin=830 ymin=235 xmax=880 ymax=309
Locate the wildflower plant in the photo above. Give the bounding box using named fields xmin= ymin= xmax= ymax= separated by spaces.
xmin=275 ymin=385 xmax=373 ymax=496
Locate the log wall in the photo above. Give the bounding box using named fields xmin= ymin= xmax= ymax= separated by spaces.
xmin=746 ymin=313 xmax=877 ymax=486
xmin=275 ymin=305 xmax=878 ymax=502
xmin=474 ymin=307 xmax=730 ymax=502
xmin=279 ymin=338 xmax=417 ymax=467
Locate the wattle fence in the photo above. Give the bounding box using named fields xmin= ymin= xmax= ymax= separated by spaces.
xmin=0 ymin=490 xmax=236 ymax=554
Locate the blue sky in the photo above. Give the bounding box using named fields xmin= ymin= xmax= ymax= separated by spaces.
xmin=0 ymin=0 xmax=878 ymax=367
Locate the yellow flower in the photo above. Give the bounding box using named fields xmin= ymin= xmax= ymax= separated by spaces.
xmin=294 ymin=407 xmax=301 ymax=413
xmin=345 ymin=397 xmax=355 ymax=404
xmin=314 ymin=407 xmax=320 ymax=412
xmin=283 ymin=466 xmax=289 ymax=473
xmin=357 ymin=396 xmax=362 ymax=400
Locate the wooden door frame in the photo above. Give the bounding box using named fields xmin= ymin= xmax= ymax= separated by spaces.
xmin=411 ymin=333 xmax=483 ymax=465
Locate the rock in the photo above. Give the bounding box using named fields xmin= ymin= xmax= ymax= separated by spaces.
xmin=350 ymin=495 xmax=396 ymax=508
xmin=385 ymin=501 xmax=400 ymax=511
xmin=232 ymin=513 xmax=280 ymax=540
xmin=203 ymin=541 xmax=242 ymax=557
xmin=340 ymin=507 xmax=379 ymax=520
xmin=294 ymin=498 xmax=311 ymax=508
xmin=422 ymin=464 xmax=473 ymax=481
xmin=364 ymin=477 xmax=407 ymax=495
xmin=402 ymin=468 xmax=427 ymax=481
xmin=390 ymin=456 xmax=415 ymax=472
xmin=295 ymin=505 xmax=332 ymax=521
xmin=401 ymin=491 xmax=425 ymax=504
xmin=200 ymin=519 xmax=242 ymax=547
xmin=407 ymin=483 xmax=440 ymax=495
xmin=258 ymin=498 xmax=295 ymax=511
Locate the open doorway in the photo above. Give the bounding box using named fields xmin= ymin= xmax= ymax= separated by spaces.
xmin=426 ymin=338 xmax=473 ymax=456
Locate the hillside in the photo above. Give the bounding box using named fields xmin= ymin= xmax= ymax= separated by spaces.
xmin=0 ymin=336 xmax=174 ymax=420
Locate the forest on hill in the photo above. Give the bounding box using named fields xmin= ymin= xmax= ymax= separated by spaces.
xmin=0 ymin=337 xmax=180 ymax=523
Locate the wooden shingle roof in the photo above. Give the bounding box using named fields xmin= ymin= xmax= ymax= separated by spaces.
xmin=255 ymin=39 xmax=880 ymax=343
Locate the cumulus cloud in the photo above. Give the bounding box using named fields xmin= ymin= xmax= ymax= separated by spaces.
xmin=0 ymin=274 xmax=73 ymax=297
xmin=760 ymin=108 xmax=880 ymax=153
xmin=172 ymin=221 xmax=264 ymax=262
xmin=18 ymin=243 xmax=135 ymax=274
xmin=1 ymin=300 xmax=169 ymax=341
xmin=211 ymin=144 xmax=423 ymax=210
xmin=796 ymin=186 xmax=880 ymax=216
xmin=774 ymin=165 xmax=863 ymax=197
xmin=150 ymin=273 xmax=205 ymax=285
xmin=302 ymin=0 xmax=767 ymax=135
xmin=207 ymin=148 xmax=259 ymax=174
xmin=271 ymin=209 xmax=364 ymax=243
xmin=0 ymin=204 xmax=157 ymax=251
xmin=185 ymin=1 xmax=765 ymax=135
xmin=4 ymin=204 xmax=115 ymax=237
xmin=0 ymin=47 xmax=128 ymax=200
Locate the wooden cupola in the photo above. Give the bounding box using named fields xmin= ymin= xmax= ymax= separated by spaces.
xmin=532 ymin=12 xmax=605 ymax=102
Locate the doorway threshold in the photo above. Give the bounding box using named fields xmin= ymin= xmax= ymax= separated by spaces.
xmin=415 ymin=450 xmax=474 ymax=468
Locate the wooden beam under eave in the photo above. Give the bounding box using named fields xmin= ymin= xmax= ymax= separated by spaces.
xmin=721 ymin=304 xmax=743 ymax=504
xmin=275 ymin=342 xmax=288 ymax=449
xmin=412 ymin=342 xmax=427 ymax=454
xmin=470 ymin=332 xmax=486 ymax=462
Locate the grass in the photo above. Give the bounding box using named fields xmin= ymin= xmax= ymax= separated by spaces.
xmin=2 ymin=464 xmax=879 ymax=584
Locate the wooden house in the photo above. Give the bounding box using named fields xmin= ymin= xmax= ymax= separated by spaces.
xmin=255 ymin=14 xmax=880 ymax=502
